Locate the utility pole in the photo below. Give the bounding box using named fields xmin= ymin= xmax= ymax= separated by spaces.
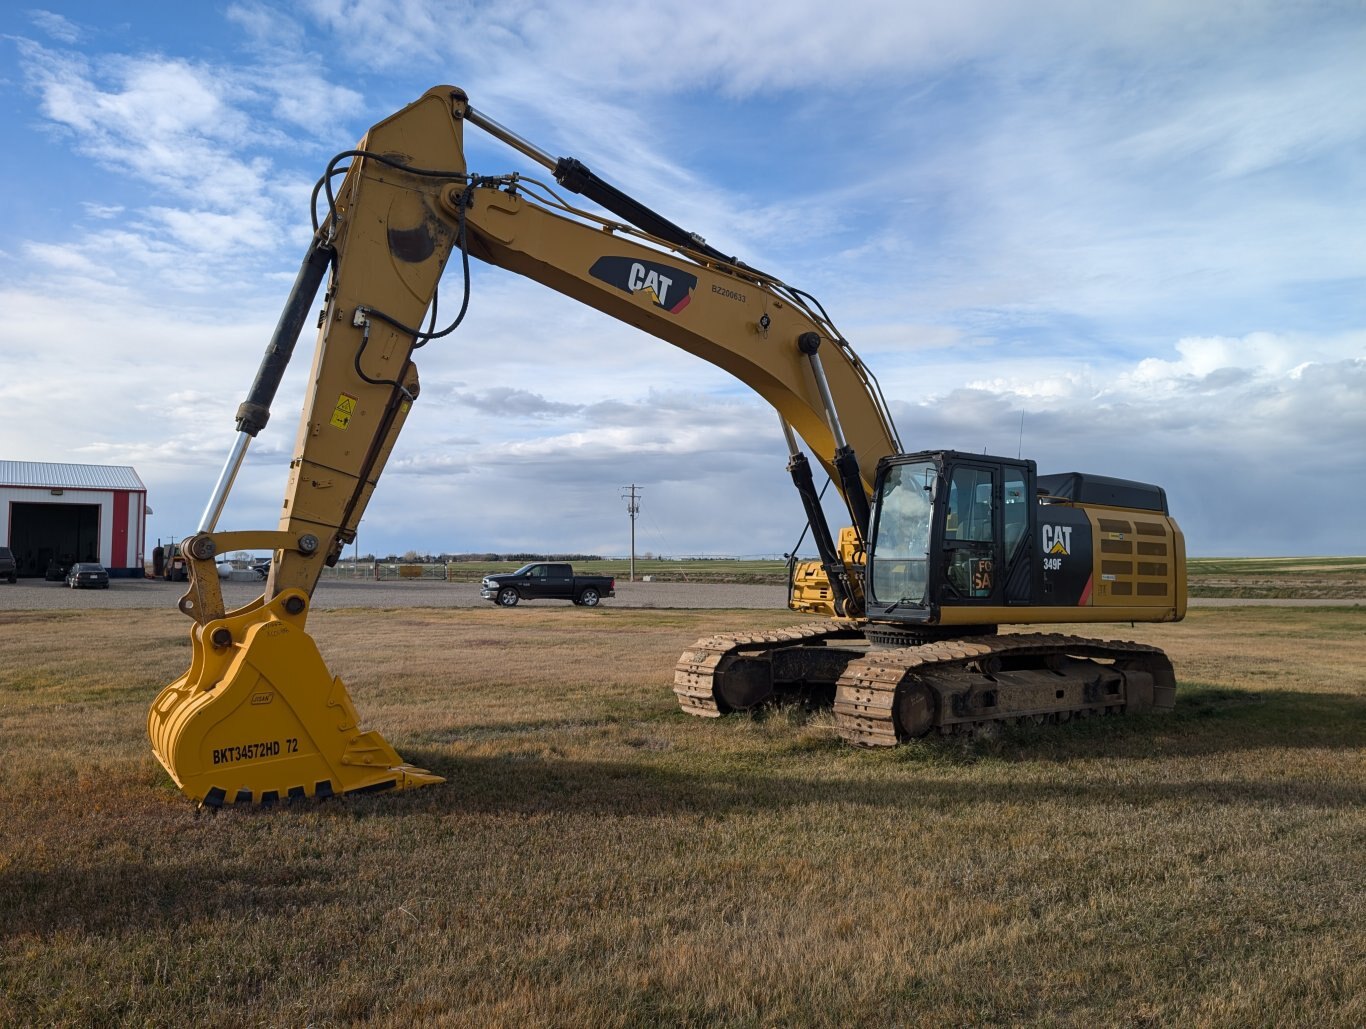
xmin=620 ymin=484 xmax=642 ymax=582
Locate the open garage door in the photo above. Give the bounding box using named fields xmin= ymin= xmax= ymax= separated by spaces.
xmin=9 ymin=502 xmax=101 ymax=578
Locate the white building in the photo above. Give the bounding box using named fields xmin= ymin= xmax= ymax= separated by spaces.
xmin=0 ymin=460 xmax=148 ymax=578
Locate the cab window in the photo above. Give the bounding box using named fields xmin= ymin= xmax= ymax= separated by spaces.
xmin=946 ymin=467 xmax=994 ymax=543
xmin=868 ymin=460 xmax=934 ymax=605
xmin=1003 ymin=472 xmax=1028 ymax=559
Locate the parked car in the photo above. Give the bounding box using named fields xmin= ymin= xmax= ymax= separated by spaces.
xmin=480 ymin=563 xmax=615 ymax=607
xmin=66 ymin=562 xmax=110 ymax=589
xmin=0 ymin=546 xmax=16 ymax=584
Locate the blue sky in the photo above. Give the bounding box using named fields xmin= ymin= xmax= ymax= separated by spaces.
xmin=2 ymin=1 xmax=1363 ymax=559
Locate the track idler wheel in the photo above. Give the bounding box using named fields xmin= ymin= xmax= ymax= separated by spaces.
xmin=148 ymin=589 xmax=442 ymax=807
xmin=713 ymin=656 xmax=775 ymax=712
xmin=893 ymin=680 xmax=936 ymax=739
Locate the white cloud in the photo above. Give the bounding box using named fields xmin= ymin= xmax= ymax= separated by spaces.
xmin=80 ymin=202 xmax=124 ymax=219
xmin=297 ymin=0 xmax=1305 ymax=95
xmin=225 ymin=2 xmax=366 ymax=133
xmin=147 ymin=206 xmax=282 ymax=254
xmin=28 ymin=48 xmax=251 ymax=153
xmin=27 ymin=9 xmax=81 ymax=43
xmin=20 ymin=240 xmax=104 ymax=276
xmin=17 ymin=43 xmax=273 ymax=227
xmin=12 ymin=31 xmax=362 ymax=293
xmin=21 ymin=227 xmax=258 ymax=296
xmin=1118 ymin=40 xmax=1366 ymax=179
xmin=933 ymin=330 xmax=1365 ymax=421
xmin=1126 ymin=333 xmax=1359 ymax=387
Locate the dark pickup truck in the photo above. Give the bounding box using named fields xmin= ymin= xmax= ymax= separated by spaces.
xmin=480 ymin=563 xmax=615 ymax=607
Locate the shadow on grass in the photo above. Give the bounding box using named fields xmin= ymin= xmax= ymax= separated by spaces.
xmin=359 ymin=691 xmax=1366 ymax=821
xmin=968 ymin=685 xmax=1366 ymax=763
xmin=333 ymin=754 xmax=1366 ymax=827
xmin=422 ymin=684 xmax=1366 ymax=762
xmin=0 ymin=857 xmax=336 ymax=941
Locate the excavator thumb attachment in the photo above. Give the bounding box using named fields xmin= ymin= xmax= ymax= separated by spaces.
xmin=148 ymin=589 xmax=442 ymax=806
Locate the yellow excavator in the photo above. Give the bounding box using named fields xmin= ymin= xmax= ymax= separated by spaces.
xmin=148 ymin=86 xmax=1185 ymax=806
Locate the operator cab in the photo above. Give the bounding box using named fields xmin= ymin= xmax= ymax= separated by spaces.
xmin=864 ymin=450 xmax=1176 ymax=639
xmin=865 ymin=450 xmax=1036 ymax=629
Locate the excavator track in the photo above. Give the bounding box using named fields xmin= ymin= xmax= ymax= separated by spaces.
xmin=833 ymin=633 xmax=1176 ymax=747
xmin=673 ymin=621 xmax=869 ymax=717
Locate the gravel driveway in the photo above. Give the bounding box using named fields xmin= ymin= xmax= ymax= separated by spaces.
xmin=0 ymin=577 xmax=792 ymax=612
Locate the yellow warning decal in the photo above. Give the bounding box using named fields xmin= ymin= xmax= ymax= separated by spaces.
xmin=331 ymin=393 xmax=358 ymax=429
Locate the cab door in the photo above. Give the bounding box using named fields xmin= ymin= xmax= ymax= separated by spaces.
xmin=935 ymin=458 xmax=1035 ymax=609
xmin=543 ymin=563 xmax=574 ymax=598
xmin=939 ymin=462 xmax=1001 ymax=606
xmin=522 ymin=564 xmax=549 ymax=598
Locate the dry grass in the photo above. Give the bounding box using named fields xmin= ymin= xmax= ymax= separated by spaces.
xmin=1 ymin=605 xmax=1363 ymax=1026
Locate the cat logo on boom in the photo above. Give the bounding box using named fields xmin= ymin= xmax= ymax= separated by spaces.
xmin=589 ymin=256 xmax=697 ymax=314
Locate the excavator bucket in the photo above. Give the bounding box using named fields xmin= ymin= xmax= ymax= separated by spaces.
xmin=148 ymin=589 xmax=441 ymax=806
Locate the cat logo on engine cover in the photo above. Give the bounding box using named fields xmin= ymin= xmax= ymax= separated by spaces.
xmin=1042 ymin=524 xmax=1073 ymax=556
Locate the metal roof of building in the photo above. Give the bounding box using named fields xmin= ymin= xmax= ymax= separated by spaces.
xmin=0 ymin=460 xmax=146 ymax=491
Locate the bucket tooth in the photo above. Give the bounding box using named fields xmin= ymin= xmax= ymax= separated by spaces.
xmin=148 ymin=591 xmax=442 ymax=806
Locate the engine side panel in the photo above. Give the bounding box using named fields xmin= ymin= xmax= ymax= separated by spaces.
xmin=1081 ymin=504 xmax=1186 ymax=618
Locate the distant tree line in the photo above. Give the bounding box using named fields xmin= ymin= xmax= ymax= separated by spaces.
xmin=492 ymin=553 xmax=605 ymax=563
xmin=344 ymin=551 xmax=607 ymax=563
xmin=335 ymin=552 xmax=792 ymax=563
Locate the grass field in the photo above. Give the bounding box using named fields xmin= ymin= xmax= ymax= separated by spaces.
xmin=2 ymin=604 xmax=1363 ymax=1025
xmin=1185 ymin=556 xmax=1366 ymax=599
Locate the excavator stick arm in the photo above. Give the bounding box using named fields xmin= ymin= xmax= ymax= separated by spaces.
xmin=150 ymin=88 xmax=471 ymax=804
